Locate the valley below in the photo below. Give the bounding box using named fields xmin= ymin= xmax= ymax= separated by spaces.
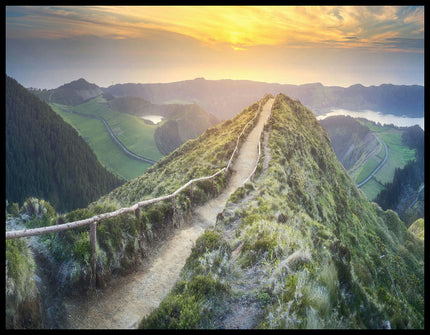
xmin=59 ymin=98 xmax=274 ymax=329
xmin=6 ymin=77 xmax=424 ymax=330
xmin=5 ymin=5 xmax=425 ymax=330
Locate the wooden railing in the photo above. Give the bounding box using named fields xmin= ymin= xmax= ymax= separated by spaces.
xmin=6 ymin=96 xmax=271 ymax=287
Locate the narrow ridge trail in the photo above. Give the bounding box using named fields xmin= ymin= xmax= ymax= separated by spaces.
xmin=62 ymin=98 xmax=274 ymax=329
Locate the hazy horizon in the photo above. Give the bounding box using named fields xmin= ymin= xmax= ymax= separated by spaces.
xmin=8 ymin=75 xmax=426 ymax=92
xmin=6 ymin=6 xmax=424 ymax=90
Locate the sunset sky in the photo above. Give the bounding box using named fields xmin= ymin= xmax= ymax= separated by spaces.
xmin=6 ymin=6 xmax=424 ymax=89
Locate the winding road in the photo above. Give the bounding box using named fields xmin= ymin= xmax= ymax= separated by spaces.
xmin=52 ymin=102 xmax=156 ymax=164
xmin=357 ymin=135 xmax=388 ymax=188
xmin=60 ymin=98 xmax=275 ymax=329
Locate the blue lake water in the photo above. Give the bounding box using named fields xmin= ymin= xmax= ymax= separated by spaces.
xmin=317 ymin=109 xmax=424 ymax=130
xmin=140 ymin=115 xmax=164 ymax=124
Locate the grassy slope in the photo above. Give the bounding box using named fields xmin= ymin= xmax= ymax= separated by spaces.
xmin=363 ymin=121 xmax=416 ymax=184
xmin=140 ymin=94 xmax=424 ymax=329
xmin=341 ymin=122 xmax=415 ymax=200
xmin=98 ymin=96 xmax=271 ymax=207
xmin=5 ymin=96 xmax=271 ymax=317
xmin=50 ymin=103 xmax=151 ymax=180
xmin=321 ymin=116 xmax=417 ymax=201
xmin=356 ymin=121 xmax=416 ymax=200
xmin=408 ymin=218 xmax=424 ymax=240
xmin=72 ymin=96 xmax=163 ymax=161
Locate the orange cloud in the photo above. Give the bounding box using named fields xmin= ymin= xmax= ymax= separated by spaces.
xmin=6 ymin=6 xmax=424 ymax=53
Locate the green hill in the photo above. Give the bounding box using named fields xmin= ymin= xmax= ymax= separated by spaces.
xmin=46 ymin=93 xmax=219 ymax=179
xmin=5 ymin=94 xmax=423 ymax=329
xmin=107 ymin=95 xmax=220 ymax=155
xmin=5 ymin=75 xmax=124 ymax=213
xmin=408 ymin=218 xmax=424 ymax=240
xmin=50 ymin=102 xmax=153 ymax=181
xmin=320 ymin=115 xmax=379 ymax=177
xmin=31 ymin=78 xmax=103 ymax=106
xmin=5 ymin=96 xmax=268 ymax=328
xmin=320 ymin=116 xmax=423 ymax=226
xmin=140 ymin=94 xmax=424 ymax=329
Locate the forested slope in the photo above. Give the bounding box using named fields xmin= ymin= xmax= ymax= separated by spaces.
xmin=6 ymin=75 xmax=124 ymax=212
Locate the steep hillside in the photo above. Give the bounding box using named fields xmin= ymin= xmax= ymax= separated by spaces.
xmin=107 ymin=95 xmax=220 ymax=155
xmin=320 ymin=115 xmax=379 ymax=173
xmin=154 ymin=104 xmax=219 ymax=155
xmin=98 ymin=96 xmax=267 ymax=207
xmin=6 ymin=75 xmax=124 ymax=213
xmin=140 ymin=94 xmax=424 ymax=329
xmin=107 ymin=96 xmax=154 ymax=115
xmin=5 ymin=93 xmax=423 ymax=329
xmin=104 ymin=78 xmax=424 ymax=120
xmin=321 ymin=115 xmax=423 ymax=227
xmin=32 ymin=78 xmax=103 ymax=106
xmin=5 ymin=96 xmax=270 ymax=328
xmin=408 ymin=218 xmax=424 ymax=240
xmin=374 ymin=125 xmax=424 ymax=226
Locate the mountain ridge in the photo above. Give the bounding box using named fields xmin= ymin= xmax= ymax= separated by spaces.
xmin=6 ymin=92 xmax=423 ymax=329
xmin=139 ymin=93 xmax=424 ymax=329
xmin=29 ymin=77 xmax=424 ymax=121
xmin=102 ymin=78 xmax=424 ymax=119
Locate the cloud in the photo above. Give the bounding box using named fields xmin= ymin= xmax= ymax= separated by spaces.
xmin=5 ymin=5 xmax=424 ymax=88
xmin=378 ymin=37 xmax=424 ymax=51
xmin=6 ymin=5 xmax=424 ymax=53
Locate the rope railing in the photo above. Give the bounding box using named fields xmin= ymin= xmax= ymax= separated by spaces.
xmin=6 ymin=99 xmax=266 ymax=240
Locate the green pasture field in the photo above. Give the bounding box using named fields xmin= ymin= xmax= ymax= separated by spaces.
xmin=72 ymin=96 xmax=163 ymax=161
xmin=354 ymin=155 xmax=383 ymax=185
xmin=363 ymin=121 xmax=416 ymax=184
xmin=355 ymin=120 xmax=416 ymax=200
xmin=50 ymin=103 xmax=151 ymax=180
xmin=359 ymin=178 xmax=386 ymax=201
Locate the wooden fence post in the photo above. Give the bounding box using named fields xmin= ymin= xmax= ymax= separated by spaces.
xmin=90 ymin=221 xmax=98 ymax=288
xmin=135 ymin=208 xmax=144 ymax=252
xmin=211 ymin=177 xmax=215 ymax=197
xmin=190 ymin=182 xmax=193 ymax=207
xmin=135 ymin=208 xmax=141 ymax=220
xmin=172 ymin=196 xmax=176 ymax=227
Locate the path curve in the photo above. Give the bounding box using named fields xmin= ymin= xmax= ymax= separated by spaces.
xmin=357 ymin=135 xmax=388 ymax=188
xmin=61 ymin=98 xmax=274 ymax=329
xmin=53 ymin=103 xmax=156 ymax=164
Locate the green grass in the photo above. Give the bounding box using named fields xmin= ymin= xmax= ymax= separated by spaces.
xmin=72 ymin=96 xmax=163 ymax=161
xmin=51 ymin=104 xmax=151 ymax=180
xmin=98 ymin=95 xmax=272 ymax=208
xmin=359 ymin=178 xmax=385 ymax=201
xmin=355 ymin=121 xmax=416 ymax=199
xmin=138 ymin=94 xmax=424 ymax=329
xmin=374 ymin=134 xmax=415 ymax=185
xmin=354 ymin=155 xmax=382 ymax=184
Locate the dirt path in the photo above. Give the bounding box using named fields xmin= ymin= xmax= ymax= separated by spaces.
xmin=62 ymin=98 xmax=274 ymax=329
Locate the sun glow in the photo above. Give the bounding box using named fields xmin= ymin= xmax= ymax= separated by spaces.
xmin=6 ymin=6 xmax=424 ymax=88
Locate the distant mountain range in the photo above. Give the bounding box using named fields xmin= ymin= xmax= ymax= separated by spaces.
xmin=31 ymin=78 xmax=424 ymax=121
xmin=103 ymin=78 xmax=424 ymax=120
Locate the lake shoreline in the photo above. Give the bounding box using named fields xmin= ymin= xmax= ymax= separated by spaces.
xmin=317 ymin=108 xmax=424 ymax=130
